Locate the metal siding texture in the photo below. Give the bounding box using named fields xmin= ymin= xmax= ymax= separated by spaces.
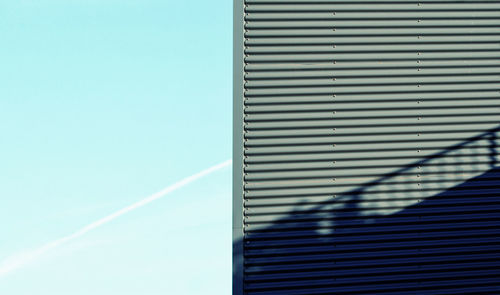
xmin=235 ymin=0 xmax=500 ymax=294
xmin=234 ymin=0 xmax=246 ymax=294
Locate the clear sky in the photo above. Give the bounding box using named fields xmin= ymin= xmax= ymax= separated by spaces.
xmin=0 ymin=1 xmax=232 ymax=294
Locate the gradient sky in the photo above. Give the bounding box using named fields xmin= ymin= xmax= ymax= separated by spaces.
xmin=0 ymin=1 xmax=232 ymax=294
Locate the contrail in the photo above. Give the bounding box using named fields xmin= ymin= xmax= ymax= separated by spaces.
xmin=0 ymin=159 xmax=232 ymax=277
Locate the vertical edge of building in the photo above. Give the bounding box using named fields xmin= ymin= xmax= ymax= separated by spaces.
xmin=232 ymin=0 xmax=245 ymax=294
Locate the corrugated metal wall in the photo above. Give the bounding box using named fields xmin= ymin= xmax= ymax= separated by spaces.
xmin=234 ymin=1 xmax=500 ymax=294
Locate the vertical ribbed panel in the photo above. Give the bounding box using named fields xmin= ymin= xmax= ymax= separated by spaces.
xmin=237 ymin=0 xmax=500 ymax=294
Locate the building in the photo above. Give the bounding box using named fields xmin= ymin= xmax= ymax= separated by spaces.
xmin=233 ymin=1 xmax=500 ymax=294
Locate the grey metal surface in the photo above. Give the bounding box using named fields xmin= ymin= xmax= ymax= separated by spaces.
xmin=233 ymin=0 xmax=245 ymax=294
xmin=234 ymin=0 xmax=500 ymax=294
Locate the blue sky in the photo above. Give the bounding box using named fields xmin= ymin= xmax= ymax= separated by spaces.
xmin=0 ymin=1 xmax=232 ymax=294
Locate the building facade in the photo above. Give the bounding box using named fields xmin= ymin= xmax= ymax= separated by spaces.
xmin=234 ymin=1 xmax=500 ymax=294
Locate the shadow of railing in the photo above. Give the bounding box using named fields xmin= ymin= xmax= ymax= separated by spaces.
xmin=236 ymin=124 xmax=500 ymax=295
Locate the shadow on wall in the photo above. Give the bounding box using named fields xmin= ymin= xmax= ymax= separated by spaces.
xmin=235 ymin=125 xmax=500 ymax=295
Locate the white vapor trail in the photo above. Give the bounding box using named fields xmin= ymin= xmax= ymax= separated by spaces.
xmin=0 ymin=159 xmax=232 ymax=277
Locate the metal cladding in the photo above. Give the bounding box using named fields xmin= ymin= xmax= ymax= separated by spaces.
xmin=233 ymin=1 xmax=500 ymax=294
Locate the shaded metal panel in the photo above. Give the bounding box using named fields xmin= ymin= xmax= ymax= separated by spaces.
xmin=235 ymin=0 xmax=500 ymax=294
xmin=233 ymin=0 xmax=245 ymax=294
